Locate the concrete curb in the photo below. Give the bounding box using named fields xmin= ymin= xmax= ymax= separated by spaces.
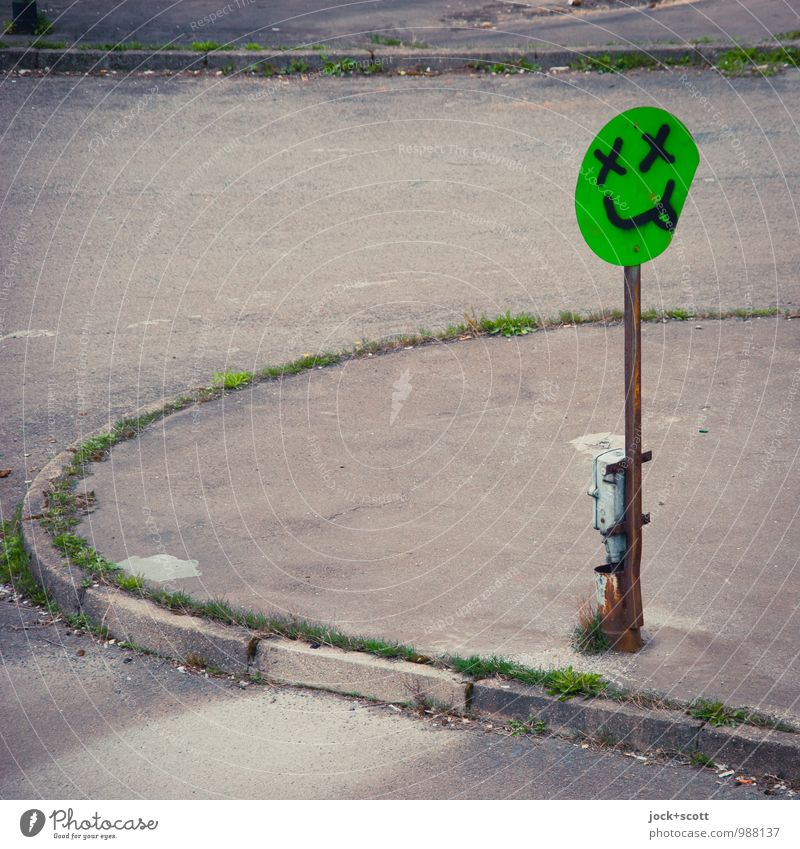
xmin=255 ymin=639 xmax=468 ymax=710
xmin=18 ymin=405 xmax=800 ymax=783
xmin=0 ymin=42 xmax=775 ymax=75
xmin=472 ymin=679 xmax=800 ymax=781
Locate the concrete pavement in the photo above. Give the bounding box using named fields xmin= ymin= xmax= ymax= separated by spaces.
xmin=2 ymin=69 xmax=799 ymax=522
xmin=75 ymin=316 xmax=800 ymax=721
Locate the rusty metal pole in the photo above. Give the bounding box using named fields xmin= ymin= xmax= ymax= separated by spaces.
xmin=619 ymin=264 xmax=644 ymax=651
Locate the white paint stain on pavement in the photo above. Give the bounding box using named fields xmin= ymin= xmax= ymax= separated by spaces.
xmin=126 ymin=319 xmax=171 ymax=329
xmin=0 ymin=329 xmax=55 ymax=342
xmin=570 ymin=432 xmax=624 ymax=456
xmin=118 ymin=554 xmax=201 ymax=582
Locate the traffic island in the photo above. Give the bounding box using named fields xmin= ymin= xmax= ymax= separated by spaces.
xmin=19 ymin=314 xmax=800 ymax=780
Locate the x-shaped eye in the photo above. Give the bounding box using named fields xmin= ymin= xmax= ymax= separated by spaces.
xmin=593 ymin=137 xmax=627 ymax=186
xmin=639 ymin=124 xmax=675 ymax=172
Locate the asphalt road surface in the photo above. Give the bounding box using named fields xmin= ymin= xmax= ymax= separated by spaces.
xmin=0 ymin=598 xmax=775 ymax=799
xmin=8 ymin=0 xmax=800 ymax=48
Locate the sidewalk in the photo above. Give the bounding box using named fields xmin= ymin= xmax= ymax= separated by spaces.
xmin=76 ymin=316 xmax=800 ymax=721
xmin=7 ymin=0 xmax=799 ymax=49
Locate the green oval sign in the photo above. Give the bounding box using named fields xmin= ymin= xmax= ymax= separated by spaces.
xmin=575 ymin=106 xmax=699 ymax=266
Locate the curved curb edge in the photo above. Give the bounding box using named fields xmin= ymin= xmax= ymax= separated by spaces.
xmin=18 ymin=404 xmax=800 ymax=784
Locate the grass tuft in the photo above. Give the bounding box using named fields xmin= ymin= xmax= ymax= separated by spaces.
xmin=690 ymin=751 xmax=715 ymax=767
xmin=570 ymin=52 xmax=659 ymax=73
xmin=470 ymin=57 xmax=541 ymax=74
xmin=508 ymin=718 xmax=547 ymax=736
xmin=52 ymin=533 xmax=120 ymax=577
xmin=33 ymin=12 xmax=54 ymax=36
xmin=481 ymin=310 xmax=539 ymax=337
xmin=689 ymin=698 xmax=750 ymax=727
xmin=543 ymin=666 xmax=607 ymax=701
xmin=192 ymin=40 xmax=222 ymax=52
xmin=212 ymin=370 xmax=252 ymax=390
xmin=63 ymin=612 xmax=109 ymax=638
xmin=716 ymin=46 xmax=800 ymax=75
xmin=30 ymin=39 xmax=67 ymax=49
xmin=73 ymin=433 xmax=117 ymax=466
xmin=320 ymin=54 xmax=383 ymax=76
xmin=369 ymin=33 xmax=428 ymax=49
xmin=1 ymin=512 xmax=52 ymax=607
xmin=572 ymin=600 xmax=609 ymax=654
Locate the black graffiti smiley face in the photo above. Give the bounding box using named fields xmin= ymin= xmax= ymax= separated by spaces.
xmin=575 ymin=107 xmax=699 ymax=266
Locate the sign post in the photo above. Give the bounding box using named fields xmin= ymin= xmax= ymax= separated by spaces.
xmin=623 ymin=262 xmax=643 ymax=646
xmin=576 ymin=107 xmax=699 ymax=651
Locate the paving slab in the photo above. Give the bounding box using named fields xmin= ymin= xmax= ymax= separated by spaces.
xmin=76 ymin=317 xmax=800 ymax=721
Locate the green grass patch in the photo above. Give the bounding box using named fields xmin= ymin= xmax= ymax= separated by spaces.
xmin=285 ymin=56 xmax=309 ymax=73
xmin=690 ymin=751 xmax=715 ymax=767
xmin=124 ymin=583 xmax=427 ymax=662
xmin=192 ymin=40 xmax=222 ymax=52
xmin=776 ymin=30 xmax=800 ymax=41
xmin=369 ymin=33 xmax=428 ymax=49
xmin=30 ymin=39 xmax=67 ymax=49
xmin=212 ymin=370 xmax=252 ymax=390
xmin=321 ymin=55 xmax=358 ymax=76
xmin=370 ymin=33 xmax=402 ymax=46
xmin=663 ymin=308 xmax=692 ymax=321
xmin=732 ymin=306 xmax=780 ymax=319
xmin=481 ymin=310 xmax=539 ymax=337
xmin=716 ymin=46 xmax=800 ymax=75
xmin=33 ymin=12 xmax=54 ymax=36
xmin=40 ymin=480 xmax=81 ymax=536
xmin=85 ymin=42 xmax=180 ymax=52
xmin=448 ymin=655 xmax=606 ymax=699
xmin=115 ymin=573 xmax=144 ymax=592
xmin=320 ymin=54 xmax=384 ymax=76
xmin=73 ymin=433 xmax=117 ymax=466
xmin=52 ymin=533 xmax=120 ymax=577
xmin=543 ymin=666 xmax=607 ymax=701
xmin=63 ymin=612 xmax=109 ymax=638
xmin=507 ymin=718 xmax=547 ymax=736
xmin=470 ymin=57 xmax=541 ymax=74
xmin=1 ymin=513 xmax=51 ymax=607
xmin=92 ymin=40 xmax=145 ymax=51
xmin=254 ymin=61 xmax=278 ymax=76
xmin=570 ymin=52 xmax=659 ymax=73
xmin=688 ymin=698 xmax=766 ymax=728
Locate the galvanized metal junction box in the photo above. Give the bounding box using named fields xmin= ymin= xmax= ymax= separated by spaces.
xmin=588 ymin=447 xmax=626 ymax=566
